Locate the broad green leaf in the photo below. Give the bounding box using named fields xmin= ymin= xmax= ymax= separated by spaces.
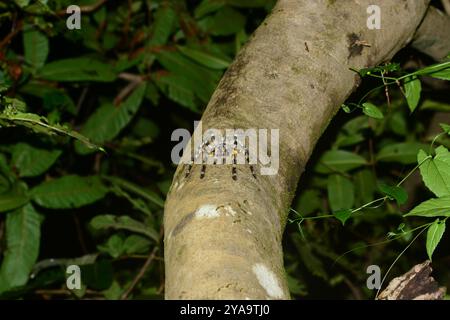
xmin=195 ymin=0 xmax=225 ymax=18
xmin=333 ymin=209 xmax=353 ymax=226
xmin=155 ymin=51 xmax=220 ymax=102
xmin=98 ymin=234 xmax=124 ymax=258
xmin=441 ymin=123 xmax=450 ymax=134
xmin=426 ymin=219 xmax=446 ymax=261
xmin=405 ymin=196 xmax=450 ymax=217
xmin=327 ymin=174 xmax=354 ymax=211
xmin=315 ymin=150 xmax=367 ymax=174
xmin=38 ymin=57 xmax=117 ymax=82
xmin=90 ymin=215 xmax=159 ymax=242
xmin=404 ymin=76 xmax=421 ymax=112
xmin=23 ymin=24 xmax=49 ymax=70
xmin=103 ymin=176 xmax=165 ymax=208
xmin=418 ymin=147 xmax=450 ymax=197
xmin=292 ymin=235 xmax=328 ymax=280
xmin=11 ymin=143 xmax=61 ymax=177
xmin=149 ymin=6 xmax=176 ymax=46
xmin=362 ymin=102 xmax=383 ymax=119
xmin=75 ymin=83 xmax=147 ymax=154
xmin=376 ymin=142 xmax=427 ymax=164
xmin=177 ymin=46 xmax=231 ymax=69
xmin=30 ymin=175 xmax=108 ymax=209
xmin=378 ymin=183 xmax=408 ymax=205
xmin=154 ymin=74 xmax=198 ymax=112
xmin=123 ymin=235 xmax=152 ymax=255
xmin=14 ymin=0 xmax=30 ymax=8
xmin=293 ymin=189 xmax=322 ymax=216
xmin=415 ymin=61 xmax=450 ymax=80
xmin=201 ymin=6 xmax=246 ymax=36
xmin=354 ymin=169 xmax=377 ymax=205
xmin=0 ymin=181 xmax=29 ymax=213
xmin=421 ymin=100 xmax=450 ymax=112
xmin=0 ymin=204 xmax=42 ymax=294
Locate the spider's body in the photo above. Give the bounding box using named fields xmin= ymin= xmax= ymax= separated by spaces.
xmin=185 ymin=134 xmax=257 ymax=180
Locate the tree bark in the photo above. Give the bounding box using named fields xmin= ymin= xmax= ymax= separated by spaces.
xmin=164 ymin=0 xmax=448 ymax=299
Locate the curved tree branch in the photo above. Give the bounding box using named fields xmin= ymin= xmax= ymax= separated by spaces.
xmin=163 ymin=0 xmax=446 ymax=299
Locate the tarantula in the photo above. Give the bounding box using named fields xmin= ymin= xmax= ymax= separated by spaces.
xmin=184 ymin=133 xmax=257 ymax=180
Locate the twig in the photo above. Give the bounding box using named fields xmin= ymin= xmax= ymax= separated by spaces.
xmin=120 ymin=247 xmax=158 ymax=300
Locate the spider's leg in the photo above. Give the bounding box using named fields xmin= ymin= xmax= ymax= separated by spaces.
xmin=232 ymin=135 xmax=238 ymax=181
xmin=200 ymin=134 xmax=215 ymax=179
xmin=245 ymin=147 xmax=257 ymax=179
xmin=185 ymin=139 xmax=206 ymax=178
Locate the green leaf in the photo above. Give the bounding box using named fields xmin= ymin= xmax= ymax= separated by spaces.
xmin=426 ymin=219 xmax=446 ymax=261
xmin=315 ymin=150 xmax=367 ymax=174
xmin=327 ymin=174 xmax=354 ymax=211
xmin=23 ymin=24 xmax=49 ymax=70
xmin=378 ymin=183 xmax=408 ymax=205
xmin=149 ymin=5 xmax=176 ymax=46
xmin=202 ymin=6 xmax=246 ymax=36
xmin=415 ymin=61 xmax=450 ymax=80
xmin=362 ymin=102 xmax=383 ymax=119
xmin=421 ymin=100 xmax=450 ymax=112
xmin=333 ymin=209 xmax=353 ymax=226
xmin=154 ymin=74 xmax=198 ymax=112
xmin=98 ymin=234 xmax=125 ymax=258
xmin=177 ymin=46 xmax=231 ymax=69
xmin=38 ymin=57 xmax=117 ymax=82
xmin=90 ymin=214 xmax=159 ymax=242
xmin=354 ymin=169 xmax=377 ymax=205
xmin=30 ymin=175 xmax=108 ymax=209
xmin=405 ymin=196 xmax=450 ymax=217
xmin=0 ymin=182 xmax=29 ymax=213
xmin=75 ymin=83 xmax=147 ymax=154
xmin=81 ymin=260 xmax=113 ymax=291
xmin=11 ymin=143 xmax=61 ymax=177
xmin=104 ymin=176 xmax=165 ymax=208
xmin=123 ymin=235 xmax=152 ymax=255
xmin=0 ymin=204 xmax=42 ymax=294
xmin=404 ymin=76 xmax=421 ymax=112
xmin=418 ymin=147 xmax=450 ymax=197
xmin=376 ymin=142 xmax=428 ymax=164
xmin=195 ymin=0 xmax=225 ymax=18
xmin=441 ymin=123 xmax=450 ymax=134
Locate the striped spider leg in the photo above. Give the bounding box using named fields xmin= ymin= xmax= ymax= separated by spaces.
xmin=230 ymin=134 xmax=257 ymax=181
xmin=185 ymin=134 xmax=216 ymax=178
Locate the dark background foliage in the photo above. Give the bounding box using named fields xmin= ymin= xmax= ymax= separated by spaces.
xmin=0 ymin=0 xmax=449 ymax=299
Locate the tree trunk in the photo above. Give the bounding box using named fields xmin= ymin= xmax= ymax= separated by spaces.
xmin=164 ymin=0 xmax=449 ymax=299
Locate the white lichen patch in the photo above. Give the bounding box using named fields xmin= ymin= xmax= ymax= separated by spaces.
xmin=195 ymin=205 xmax=220 ymax=219
xmin=246 ymin=228 xmax=252 ymax=234
xmin=252 ymin=263 xmax=284 ymax=299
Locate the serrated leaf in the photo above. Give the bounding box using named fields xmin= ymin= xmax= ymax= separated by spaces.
xmin=38 ymin=57 xmax=117 ymax=82
xmin=75 ymin=83 xmax=147 ymax=154
xmin=327 ymin=174 xmax=354 ymax=212
xmin=177 ymin=46 xmax=231 ymax=69
xmin=30 ymin=175 xmax=107 ymax=209
xmin=315 ymin=150 xmax=367 ymax=174
xmin=404 ymin=76 xmax=421 ymax=112
xmin=378 ymin=183 xmax=408 ymax=205
xmin=404 ymin=196 xmax=450 ymax=218
xmin=90 ymin=214 xmax=159 ymax=242
xmin=23 ymin=24 xmax=49 ymax=70
xmin=426 ymin=219 xmax=446 ymax=261
xmin=362 ymin=102 xmax=383 ymax=119
xmin=418 ymin=147 xmax=450 ymax=197
xmin=376 ymin=142 xmax=428 ymax=164
xmin=11 ymin=143 xmax=61 ymax=177
xmin=0 ymin=204 xmax=42 ymax=294
xmin=333 ymin=209 xmax=353 ymax=226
